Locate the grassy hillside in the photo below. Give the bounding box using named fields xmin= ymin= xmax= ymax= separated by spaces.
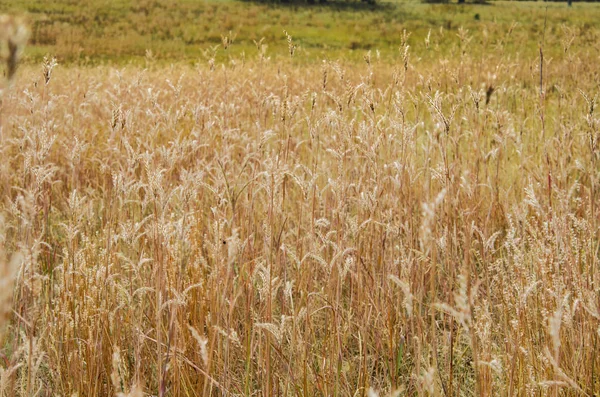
xmin=3 ymin=0 xmax=600 ymax=64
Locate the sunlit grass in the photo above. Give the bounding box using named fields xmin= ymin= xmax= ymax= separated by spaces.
xmin=3 ymin=0 xmax=600 ymax=64
xmin=1 ymin=1 xmax=600 ymax=396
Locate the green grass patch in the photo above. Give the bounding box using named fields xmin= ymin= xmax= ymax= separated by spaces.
xmin=4 ymin=0 xmax=600 ymax=65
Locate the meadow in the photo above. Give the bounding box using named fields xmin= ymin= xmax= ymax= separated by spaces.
xmin=1 ymin=0 xmax=600 ymax=396
xmin=3 ymin=0 xmax=600 ymax=63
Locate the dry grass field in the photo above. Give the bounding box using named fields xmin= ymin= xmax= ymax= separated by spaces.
xmin=1 ymin=1 xmax=600 ymax=396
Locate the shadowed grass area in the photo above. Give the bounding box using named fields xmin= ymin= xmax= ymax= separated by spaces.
xmin=3 ymin=0 xmax=600 ymax=64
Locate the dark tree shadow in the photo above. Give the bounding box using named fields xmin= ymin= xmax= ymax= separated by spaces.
xmin=422 ymin=0 xmax=493 ymax=4
xmin=238 ymin=0 xmax=393 ymax=12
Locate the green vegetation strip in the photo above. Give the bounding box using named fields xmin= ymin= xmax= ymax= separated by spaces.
xmin=3 ymin=0 xmax=600 ymax=65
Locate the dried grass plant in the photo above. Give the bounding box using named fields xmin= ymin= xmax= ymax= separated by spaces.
xmin=0 ymin=18 xmax=599 ymax=397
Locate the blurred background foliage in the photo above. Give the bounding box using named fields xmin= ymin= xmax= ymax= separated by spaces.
xmin=1 ymin=0 xmax=598 ymax=64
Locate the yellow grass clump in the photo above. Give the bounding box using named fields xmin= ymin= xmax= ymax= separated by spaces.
xmin=1 ymin=17 xmax=600 ymax=397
